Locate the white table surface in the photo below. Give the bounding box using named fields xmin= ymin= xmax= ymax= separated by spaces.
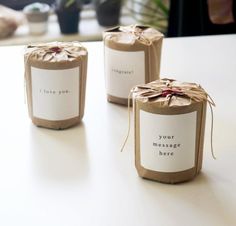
xmin=0 ymin=35 xmax=236 ymax=226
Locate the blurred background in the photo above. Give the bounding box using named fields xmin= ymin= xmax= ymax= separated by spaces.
xmin=0 ymin=0 xmax=235 ymax=45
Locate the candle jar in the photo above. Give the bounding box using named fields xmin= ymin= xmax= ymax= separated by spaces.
xmin=103 ymin=25 xmax=163 ymax=105
xmin=133 ymin=79 xmax=214 ymax=184
xmin=24 ymin=42 xmax=87 ymax=129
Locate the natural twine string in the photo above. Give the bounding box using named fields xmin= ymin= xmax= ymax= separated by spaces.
xmin=120 ymin=89 xmax=134 ymax=152
xmin=121 ymin=79 xmax=216 ymax=160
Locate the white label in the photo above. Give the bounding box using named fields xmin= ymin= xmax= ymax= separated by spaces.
xmin=140 ymin=110 xmax=197 ymax=172
xmin=31 ymin=67 xmax=80 ymax=121
xmin=105 ymin=46 xmax=145 ymax=98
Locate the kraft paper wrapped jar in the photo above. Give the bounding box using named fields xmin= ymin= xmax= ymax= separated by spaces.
xmin=24 ymin=42 xmax=88 ymax=129
xmin=103 ymin=25 xmax=163 ymax=105
xmin=133 ymin=79 xmax=215 ymax=184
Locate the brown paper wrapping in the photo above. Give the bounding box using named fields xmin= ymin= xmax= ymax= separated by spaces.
xmin=104 ymin=25 xmax=163 ymax=105
xmin=133 ymin=79 xmax=213 ymax=184
xmin=24 ymin=42 xmax=88 ymax=130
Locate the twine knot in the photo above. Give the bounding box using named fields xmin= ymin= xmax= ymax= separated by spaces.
xmin=161 ymin=88 xmax=183 ymax=97
xmin=49 ymin=46 xmax=62 ymax=54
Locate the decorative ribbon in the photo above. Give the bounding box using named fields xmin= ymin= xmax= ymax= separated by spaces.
xmin=121 ymin=78 xmax=216 ymax=160
xmin=24 ymin=41 xmax=85 ymax=62
xmin=104 ymin=24 xmax=160 ymax=46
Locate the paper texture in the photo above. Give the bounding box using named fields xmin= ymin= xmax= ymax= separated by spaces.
xmin=140 ymin=110 xmax=197 ymax=172
xmin=105 ymin=47 xmax=145 ymax=98
xmin=31 ymin=66 xmax=80 ymax=120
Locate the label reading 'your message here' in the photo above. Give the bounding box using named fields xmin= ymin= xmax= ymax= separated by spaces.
xmin=105 ymin=47 xmax=145 ymax=98
xmin=140 ymin=110 xmax=197 ymax=172
xmin=31 ymin=66 xmax=80 ymax=121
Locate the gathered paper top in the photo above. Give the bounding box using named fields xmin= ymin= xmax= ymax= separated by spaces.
xmin=25 ymin=42 xmax=87 ymax=62
xmin=103 ymin=25 xmax=163 ymax=45
xmin=133 ymin=78 xmax=215 ymax=107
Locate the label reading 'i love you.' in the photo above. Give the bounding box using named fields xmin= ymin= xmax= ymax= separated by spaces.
xmin=31 ymin=66 xmax=80 ymax=121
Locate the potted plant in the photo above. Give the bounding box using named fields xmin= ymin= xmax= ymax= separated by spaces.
xmin=127 ymin=0 xmax=169 ymax=34
xmin=94 ymin=0 xmax=122 ymax=27
xmin=23 ymin=2 xmax=50 ymax=35
xmin=54 ymin=0 xmax=82 ymax=34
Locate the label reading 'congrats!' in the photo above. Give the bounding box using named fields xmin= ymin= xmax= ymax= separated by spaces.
xmin=31 ymin=66 xmax=80 ymax=120
xmin=140 ymin=110 xmax=197 ymax=172
xmin=105 ymin=47 xmax=145 ymax=98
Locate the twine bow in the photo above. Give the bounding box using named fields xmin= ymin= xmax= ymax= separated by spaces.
xmin=121 ymin=79 xmax=216 ymax=160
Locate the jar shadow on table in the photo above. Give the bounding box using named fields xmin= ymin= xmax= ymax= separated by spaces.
xmin=29 ymin=122 xmax=90 ymax=184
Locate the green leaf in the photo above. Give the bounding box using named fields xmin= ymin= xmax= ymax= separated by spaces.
xmin=153 ymin=0 xmax=169 ymax=15
xmin=65 ymin=0 xmax=75 ymax=8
